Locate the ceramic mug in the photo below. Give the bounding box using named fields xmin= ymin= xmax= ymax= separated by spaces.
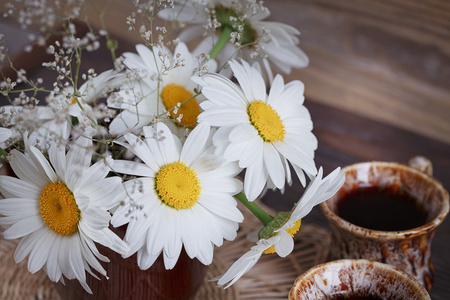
xmin=319 ymin=157 xmax=449 ymax=291
xmin=289 ymin=259 xmax=431 ymax=300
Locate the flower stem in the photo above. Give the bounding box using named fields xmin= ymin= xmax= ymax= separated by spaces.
xmin=209 ymin=26 xmax=233 ymax=60
xmin=234 ymin=192 xmax=273 ymax=226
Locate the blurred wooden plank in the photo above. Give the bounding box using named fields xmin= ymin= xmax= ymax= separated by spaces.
xmin=266 ymin=0 xmax=450 ymax=145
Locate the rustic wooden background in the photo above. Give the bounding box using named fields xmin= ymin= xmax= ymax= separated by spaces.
xmin=275 ymin=0 xmax=450 ymax=146
xmin=2 ymin=0 xmax=449 ymax=145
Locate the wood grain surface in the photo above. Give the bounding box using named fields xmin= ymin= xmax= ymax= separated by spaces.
xmin=2 ymin=0 xmax=450 ymax=144
xmin=268 ymin=0 xmax=450 ymax=145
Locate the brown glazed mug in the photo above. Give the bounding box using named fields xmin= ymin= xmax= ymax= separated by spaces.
xmin=289 ymin=259 xmax=431 ymax=300
xmin=319 ymin=157 xmax=449 ymax=291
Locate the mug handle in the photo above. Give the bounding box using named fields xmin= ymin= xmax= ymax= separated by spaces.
xmin=408 ymin=156 xmax=433 ymax=177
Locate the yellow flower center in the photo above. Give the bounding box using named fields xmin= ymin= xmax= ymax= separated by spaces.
xmin=263 ymin=219 xmax=301 ymax=254
xmin=248 ymin=100 xmax=285 ymax=143
xmin=154 ymin=162 xmax=201 ymax=210
xmin=39 ymin=181 xmax=81 ymax=236
xmin=161 ymin=83 xmax=200 ymax=128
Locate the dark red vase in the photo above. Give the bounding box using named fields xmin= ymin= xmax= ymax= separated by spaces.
xmin=55 ymin=226 xmax=207 ymax=300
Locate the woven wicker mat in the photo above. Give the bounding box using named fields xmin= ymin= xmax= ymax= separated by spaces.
xmin=0 ymin=201 xmax=330 ymax=300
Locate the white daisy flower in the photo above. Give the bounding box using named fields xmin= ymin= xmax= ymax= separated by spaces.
xmin=40 ymin=69 xmax=121 ymax=140
xmin=158 ymin=0 xmax=308 ymax=80
xmin=110 ymin=122 xmax=244 ymax=270
xmin=73 ymin=70 xmax=122 ymax=105
xmin=193 ymin=59 xmax=317 ymax=202
xmin=216 ymin=167 xmax=345 ymax=288
xmin=1 ymin=70 xmax=118 ymax=149
xmin=107 ymin=42 xmax=216 ymax=138
xmin=0 ymin=103 xmax=73 ymax=152
xmin=0 ymin=133 xmax=128 ymax=292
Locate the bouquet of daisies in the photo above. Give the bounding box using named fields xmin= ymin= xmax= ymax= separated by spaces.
xmin=0 ymin=0 xmax=345 ymax=293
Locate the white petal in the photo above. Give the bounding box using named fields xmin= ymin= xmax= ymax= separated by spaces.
xmin=78 ymin=157 xmax=111 ymax=187
xmin=197 ymin=106 xmax=248 ymax=126
xmin=163 ymin=251 xmax=180 ymax=270
xmin=122 ymin=132 xmax=161 ymax=171
xmin=228 ymin=123 xmax=257 ymax=143
xmin=243 ymin=160 xmax=267 ymax=202
xmin=112 ymin=160 xmax=155 ymax=177
xmin=267 ymin=74 xmax=285 ymax=106
xmin=198 ymin=195 xmax=243 ymax=223
xmin=101 ymin=228 xmax=129 ymax=255
xmin=123 ymin=51 xmax=146 ymax=72
xmin=163 ymin=216 xmax=182 ymax=261
xmin=9 ymin=149 xmax=50 ymax=188
xmin=0 ymin=175 xmax=41 ymax=199
xmin=79 ymin=208 xmax=110 ymax=232
xmin=196 ymin=160 xmax=241 ymax=182
xmin=65 ymin=137 xmax=93 ymax=189
xmin=45 ymin=236 xmax=63 ymax=282
xmin=212 ymin=126 xmax=233 ymax=147
xmin=229 ymin=60 xmax=266 ymax=102
xmin=28 ymin=144 xmax=57 ymax=182
xmin=196 ymin=241 xmax=214 ymax=265
xmin=79 ymin=238 xmax=105 ymax=279
xmin=275 ymin=141 xmax=317 ymax=176
xmin=0 ymin=197 xmax=38 ymax=216
xmin=0 ymin=127 xmax=12 ymax=142
xmin=28 ymin=228 xmax=54 ymax=273
xmin=79 ymin=230 xmax=109 ymax=266
xmin=153 ymin=122 xmax=180 ymax=164
xmin=179 ymin=210 xmax=200 ymax=258
xmin=67 ymin=234 xmax=86 ymax=281
xmin=137 ymin=247 xmax=160 ymax=270
xmin=167 ymin=43 xmax=195 ymax=85
xmin=236 ymin=137 xmax=263 ymax=168
xmin=180 ymin=122 xmax=210 ymax=165
xmin=136 ymin=44 xmax=160 ymax=74
xmin=48 ymin=144 xmax=66 ymax=179
xmin=74 ymin=193 xmax=90 ymax=211
xmin=14 ymin=229 xmax=46 ymax=263
xmin=66 ymin=135 xmax=92 ymax=171
xmin=146 ymin=223 xmax=166 ymax=257
xmin=274 ymin=231 xmax=294 ymax=257
xmin=109 ymin=109 xmax=154 ymax=136
xmin=84 ymin=177 xmax=124 ymax=210
xmin=216 ymin=249 xmax=262 ymax=288
xmin=263 ymin=143 xmax=285 ymax=189
xmin=191 ymin=154 xmax=224 ymax=174
xmin=192 ymin=73 xmax=247 ymax=107
xmin=3 ymin=215 xmax=44 ymax=239
xmin=200 ymin=176 xmax=243 ymax=194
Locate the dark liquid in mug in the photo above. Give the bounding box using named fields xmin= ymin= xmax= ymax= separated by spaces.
xmin=330 ymin=296 xmax=383 ymax=300
xmin=337 ymin=186 xmax=428 ymax=231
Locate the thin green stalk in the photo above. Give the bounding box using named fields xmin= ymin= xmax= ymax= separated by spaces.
xmin=209 ymin=26 xmax=233 ymax=59
xmin=235 ymin=192 xmax=273 ymax=226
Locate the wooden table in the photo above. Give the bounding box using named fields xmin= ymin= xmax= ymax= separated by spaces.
xmin=1 ymin=14 xmax=450 ymax=300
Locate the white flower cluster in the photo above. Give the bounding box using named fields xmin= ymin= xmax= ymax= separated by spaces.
xmin=0 ymin=0 xmax=344 ymax=294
